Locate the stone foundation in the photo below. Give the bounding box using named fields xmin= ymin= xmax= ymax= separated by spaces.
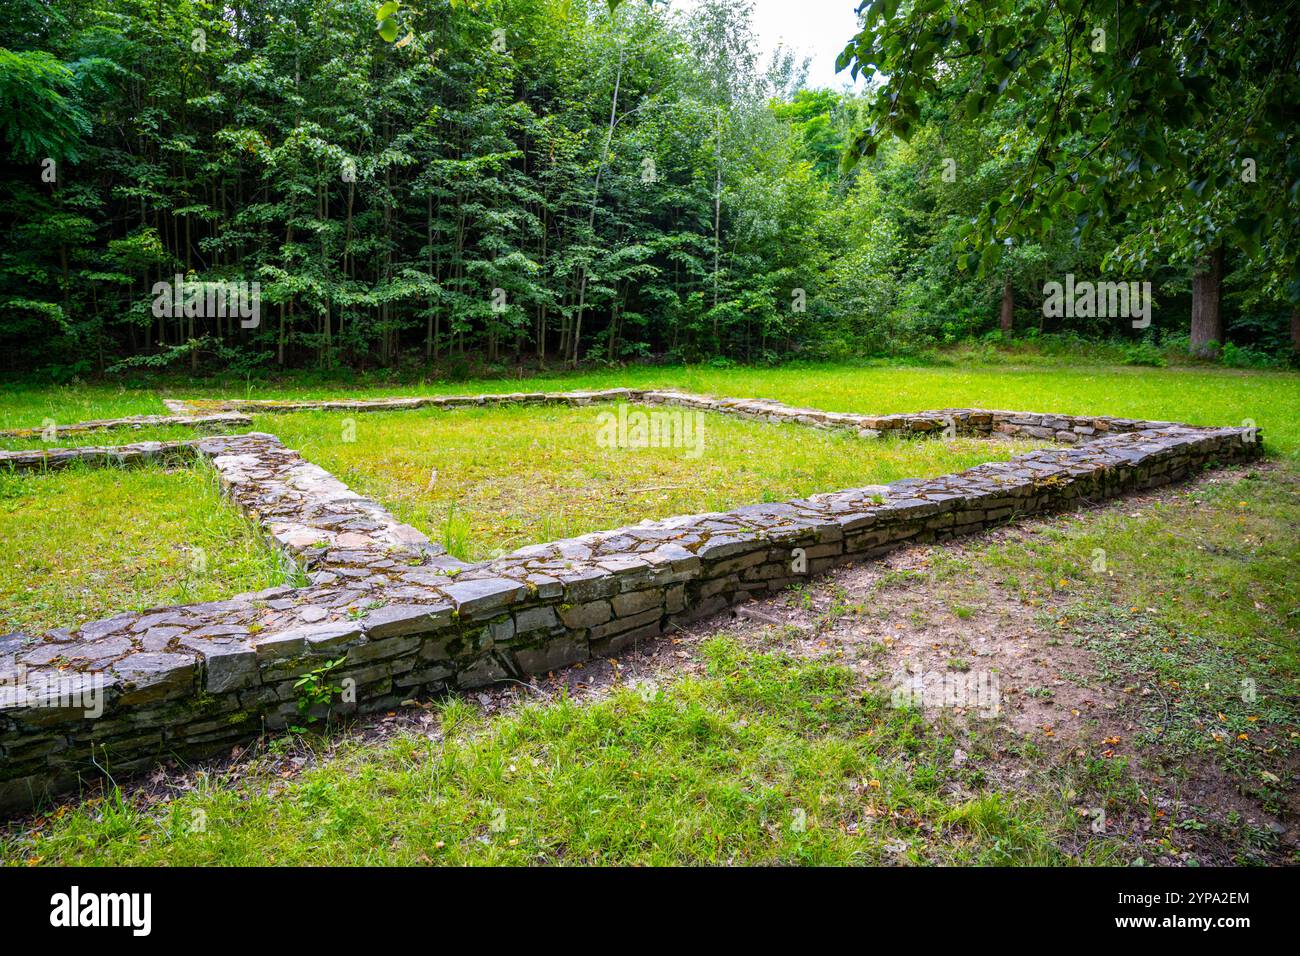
xmin=0 ymin=411 xmax=250 ymax=440
xmin=0 ymin=389 xmax=1263 ymax=811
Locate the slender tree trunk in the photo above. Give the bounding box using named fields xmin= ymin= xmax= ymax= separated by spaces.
xmin=572 ymin=42 xmax=625 ymax=368
xmin=712 ymin=108 xmax=722 ymax=323
xmin=999 ymin=276 xmax=1014 ymax=333
xmin=383 ymin=158 xmax=393 ymax=365
xmin=320 ymin=178 xmax=331 ymax=363
xmin=279 ymin=222 xmax=293 ymax=366
xmin=426 ymin=193 xmax=435 ymax=361
xmin=536 ymin=210 xmax=548 ymax=363
xmin=185 ymin=213 xmax=196 ymax=370
xmin=344 ymin=180 xmax=354 ymax=280
xmin=1190 ymin=246 xmax=1225 ymax=357
xmin=608 ymin=285 xmax=620 ymax=361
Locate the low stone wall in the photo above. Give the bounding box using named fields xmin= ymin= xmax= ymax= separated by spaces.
xmin=164 ymin=388 xmax=642 ymax=417
xmin=0 ymin=439 xmax=203 ymax=472
xmin=197 ymin=433 xmax=467 ymax=578
xmin=0 ymin=411 xmax=250 ymax=440
xmin=0 ymin=391 xmax=1263 ymax=811
xmin=162 ymin=387 xmax=1178 ymax=445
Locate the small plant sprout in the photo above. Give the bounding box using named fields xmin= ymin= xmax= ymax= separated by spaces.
xmin=293 ymin=656 xmax=347 ymax=720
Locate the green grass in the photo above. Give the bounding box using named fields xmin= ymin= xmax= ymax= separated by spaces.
xmin=253 ymin=404 xmax=1049 ymax=561
xmin=4 ymin=359 xmax=1298 ymax=453
xmin=0 ymin=462 xmax=288 ymax=636
xmin=3 ymin=637 xmax=1101 ymax=866
xmin=985 ymin=467 xmax=1299 ymax=674
xmin=848 ymin=462 xmax=1299 ymax=864
xmin=981 ymin=466 xmax=1300 ymax=820
xmin=0 ymin=383 xmax=169 ymax=429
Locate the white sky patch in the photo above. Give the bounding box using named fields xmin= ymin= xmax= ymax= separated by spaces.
xmin=671 ymin=0 xmax=867 ymax=92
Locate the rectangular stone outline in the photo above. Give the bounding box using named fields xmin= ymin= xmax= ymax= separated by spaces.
xmin=0 ymin=389 xmax=1262 ymax=810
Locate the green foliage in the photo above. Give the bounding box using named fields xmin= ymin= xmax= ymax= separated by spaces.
xmin=0 ymin=48 xmax=91 ymax=161
xmin=1 ymin=0 xmax=1295 ymax=376
xmin=839 ymin=0 xmax=1299 ymax=305
xmin=1 ymin=0 xmax=853 ymax=373
xmin=294 ymin=656 xmax=348 ymax=719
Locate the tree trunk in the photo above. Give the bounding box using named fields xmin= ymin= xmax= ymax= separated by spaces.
xmin=278 ymin=222 xmax=293 ymax=366
xmin=999 ymin=276 xmax=1014 ymax=333
xmin=572 ymin=42 xmax=625 ymax=368
xmin=186 ymin=213 xmax=196 ymax=370
xmin=713 ymin=108 xmax=722 ymax=322
xmin=426 ymin=193 xmax=435 ymax=362
xmin=1190 ymin=246 xmax=1225 ymax=357
xmin=320 ymin=180 xmax=331 ymax=363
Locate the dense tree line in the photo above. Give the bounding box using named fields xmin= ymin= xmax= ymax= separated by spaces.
xmin=841 ymin=0 xmax=1299 ymax=361
xmin=1 ymin=0 xmax=1296 ymax=378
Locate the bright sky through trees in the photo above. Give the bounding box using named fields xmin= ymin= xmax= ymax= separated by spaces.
xmin=675 ymin=0 xmax=866 ymax=90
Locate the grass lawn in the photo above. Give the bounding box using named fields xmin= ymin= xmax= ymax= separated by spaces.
xmin=1 ymin=357 xmax=1296 ymax=865
xmin=254 ymin=404 xmax=1048 ymax=561
xmin=0 ymin=463 xmax=288 ymax=636
xmin=3 ymin=359 xmax=1298 ymax=453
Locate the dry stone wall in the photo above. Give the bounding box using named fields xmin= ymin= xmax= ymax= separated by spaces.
xmin=0 ymin=389 xmax=1263 ymax=811
xmin=0 ymin=411 xmax=250 ymax=441
xmin=0 ymin=439 xmax=203 ymax=472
